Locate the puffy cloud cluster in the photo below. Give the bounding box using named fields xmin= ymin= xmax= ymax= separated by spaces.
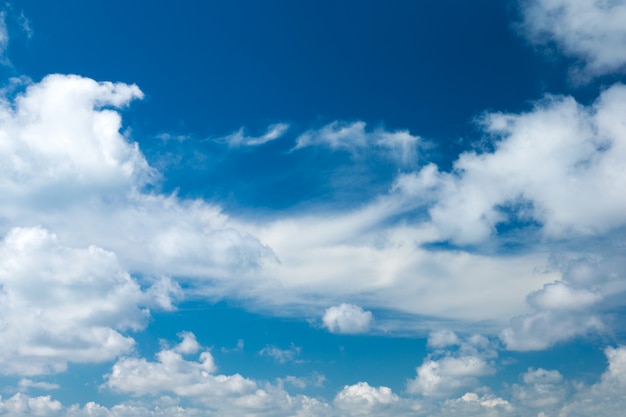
xmin=512 ymin=368 xmax=567 ymax=410
xmin=106 ymin=332 xmax=328 ymax=416
xmin=322 ymin=304 xmax=373 ymax=334
xmin=407 ymin=331 xmax=496 ymax=397
xmin=333 ymin=382 xmax=417 ymax=417
xmin=395 ymin=84 xmax=626 ymax=244
xmin=520 ymin=0 xmax=626 ymax=78
xmin=0 ymin=227 xmax=149 ymax=375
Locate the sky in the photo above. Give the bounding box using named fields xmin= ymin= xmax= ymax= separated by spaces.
xmin=1 ymin=0 xmax=626 ymax=416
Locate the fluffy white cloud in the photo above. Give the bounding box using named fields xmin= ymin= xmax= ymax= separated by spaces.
xmin=407 ymin=355 xmax=494 ymax=397
xmin=220 ymin=123 xmax=289 ymax=147
xmin=322 ymin=304 xmax=373 ymax=334
xmin=430 ymin=392 xmax=513 ymax=417
xmin=396 ymin=84 xmax=626 ymax=244
xmin=500 ymin=310 xmax=604 ymax=351
xmin=17 ymin=379 xmax=60 ymax=392
xmin=106 ymin=333 xmax=325 ymax=416
xmin=526 ymin=281 xmax=603 ymax=311
xmin=520 ymin=0 xmax=626 ymax=78
xmin=0 ymin=74 xmax=152 ymax=197
xmin=334 ymin=382 xmax=418 ymax=417
xmin=427 ymin=330 xmax=461 ymax=349
xmin=0 ymin=227 xmax=153 ymax=375
xmin=294 ymin=121 xmax=420 ymax=166
xmin=557 ymin=346 xmax=626 ymax=416
xmin=0 ymin=393 xmax=62 ymax=416
xmin=0 ymin=74 xmax=275 ymax=288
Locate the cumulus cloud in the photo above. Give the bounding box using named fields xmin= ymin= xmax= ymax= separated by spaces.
xmin=396 ymin=84 xmax=626 ymax=244
xmin=221 ymin=123 xmax=289 ymax=147
xmin=431 ymin=392 xmax=513 ymax=417
xmin=0 ymin=74 xmax=275 ymax=288
xmin=17 ymin=379 xmax=60 ymax=392
xmin=557 ymin=346 xmax=626 ymax=416
xmin=500 ymin=310 xmax=604 ymax=351
xmin=408 ymin=332 xmax=498 ymax=398
xmin=0 ymin=393 xmax=62 ymax=416
xmin=294 ymin=121 xmax=420 ymax=166
xmin=322 ymin=304 xmax=373 ymax=334
xmin=519 ymin=0 xmax=626 ymax=78
xmin=427 ymin=330 xmax=461 ymax=349
xmin=407 ymin=355 xmax=494 ymax=397
xmin=106 ymin=333 xmax=328 ymax=416
xmin=0 ymin=227 xmax=153 ymax=375
xmin=512 ymin=368 xmax=567 ymax=409
xmin=334 ymin=382 xmax=417 ymax=417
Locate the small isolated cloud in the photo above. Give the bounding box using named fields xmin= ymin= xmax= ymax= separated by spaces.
xmin=322 ymin=304 xmax=373 ymax=334
xmin=172 ymin=332 xmax=201 ymax=354
xmin=519 ymin=0 xmax=626 ymax=78
xmin=259 ymin=343 xmax=301 ymax=364
xmin=221 ymin=123 xmax=289 ymax=147
xmin=428 ymin=330 xmax=461 ymax=349
xmin=294 ymin=121 xmax=420 ymax=166
xmin=407 ymin=355 xmax=495 ymax=397
xmin=106 ymin=332 xmax=329 ymax=415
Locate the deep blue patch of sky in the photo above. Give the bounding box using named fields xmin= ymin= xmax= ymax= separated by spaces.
xmin=10 ymin=1 xmax=569 ymax=202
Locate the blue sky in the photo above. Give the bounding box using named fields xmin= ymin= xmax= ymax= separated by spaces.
xmin=1 ymin=0 xmax=626 ymax=415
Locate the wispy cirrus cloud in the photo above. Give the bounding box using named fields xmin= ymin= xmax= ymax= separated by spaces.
xmin=220 ymin=123 xmax=289 ymax=147
xmin=293 ymin=121 xmax=421 ymax=166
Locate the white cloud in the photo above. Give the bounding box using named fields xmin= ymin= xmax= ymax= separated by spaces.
xmin=106 ymin=333 xmax=329 ymax=416
xmin=427 ymin=330 xmax=461 ymax=349
xmin=500 ymin=310 xmax=604 ymax=351
xmin=0 ymin=74 xmax=152 ymax=195
xmin=397 ymin=84 xmax=626 ymax=244
xmin=334 ymin=382 xmax=417 ymax=417
xmin=512 ymin=368 xmax=567 ymax=409
xmin=0 ymin=74 xmax=275 ymax=288
xmin=458 ymin=392 xmax=511 ymax=409
xmin=519 ymin=0 xmax=626 ymax=78
xmin=294 ymin=121 xmax=420 ymax=166
xmin=322 ymin=304 xmax=373 ymax=334
xmin=0 ymin=227 xmax=153 ymax=375
xmin=259 ymin=343 xmax=302 ymax=364
xmin=0 ymin=393 xmax=62 ymax=416
xmin=526 ymin=281 xmax=603 ymax=311
xmin=172 ymin=332 xmax=201 ymax=355
xmin=407 ymin=355 xmax=494 ymax=397
xmin=17 ymin=379 xmax=60 ymax=392
xmin=429 ymin=392 xmax=513 ymax=417
xmin=221 ymin=123 xmax=289 ymax=147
